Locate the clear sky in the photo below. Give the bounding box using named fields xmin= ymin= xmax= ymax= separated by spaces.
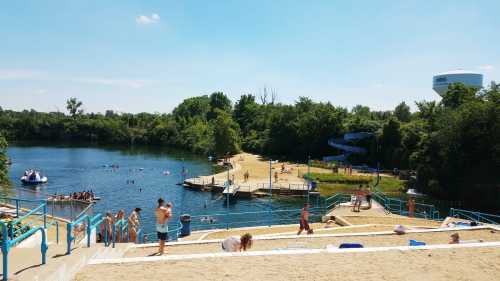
xmin=1 ymin=0 xmax=499 ymax=113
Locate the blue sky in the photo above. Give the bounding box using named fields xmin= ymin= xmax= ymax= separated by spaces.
xmin=1 ymin=0 xmax=499 ymax=113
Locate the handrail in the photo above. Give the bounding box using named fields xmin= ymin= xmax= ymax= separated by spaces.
xmin=450 ymin=208 xmax=500 ymax=225
xmin=189 ymin=207 xmax=323 ymax=219
xmin=1 ymin=221 xmax=47 ymax=281
xmin=74 ymin=203 xmax=94 ymax=221
xmin=66 ymin=213 xmax=103 ymax=255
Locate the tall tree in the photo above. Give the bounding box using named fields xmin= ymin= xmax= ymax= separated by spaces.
xmin=394 ymin=101 xmax=411 ymax=122
xmin=212 ymin=109 xmax=240 ymax=156
xmin=66 ymin=98 xmax=84 ymax=117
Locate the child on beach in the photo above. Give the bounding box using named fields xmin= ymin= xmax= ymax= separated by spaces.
xmin=221 ymin=233 xmax=253 ymax=252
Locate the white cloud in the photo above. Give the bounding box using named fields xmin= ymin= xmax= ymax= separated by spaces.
xmin=74 ymin=78 xmax=147 ymax=89
xmin=136 ymin=13 xmax=160 ymax=25
xmin=478 ymin=65 xmax=494 ymax=71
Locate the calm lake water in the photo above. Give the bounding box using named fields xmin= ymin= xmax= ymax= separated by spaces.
xmin=2 ymin=144 xmax=314 ymax=237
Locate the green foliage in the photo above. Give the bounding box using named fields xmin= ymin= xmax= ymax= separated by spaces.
xmin=394 ymin=101 xmax=411 ymax=122
xmin=1 ymin=82 xmax=499 ymax=211
xmin=66 ymin=97 xmax=84 ymax=117
xmin=310 ymin=173 xmax=372 ymax=184
xmin=212 ymin=109 xmax=240 ymax=156
xmin=0 ymin=133 xmax=8 ymax=184
xmin=317 ymin=175 xmax=405 ymax=196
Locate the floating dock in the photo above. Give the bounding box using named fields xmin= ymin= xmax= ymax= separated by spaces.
xmin=184 ymin=177 xmax=316 ymax=199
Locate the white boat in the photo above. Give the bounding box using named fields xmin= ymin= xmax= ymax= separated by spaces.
xmin=20 ymin=170 xmax=48 ymax=185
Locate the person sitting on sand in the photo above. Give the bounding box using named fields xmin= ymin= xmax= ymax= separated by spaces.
xmin=155 ymin=198 xmax=172 ymax=255
xmin=128 ymin=207 xmax=141 ymax=243
xmin=393 ymin=224 xmax=406 ymax=235
xmin=221 ymin=233 xmax=253 ymax=252
xmin=449 ymin=233 xmax=460 ymax=244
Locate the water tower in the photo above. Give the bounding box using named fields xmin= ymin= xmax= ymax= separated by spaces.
xmin=433 ymin=70 xmax=483 ymax=96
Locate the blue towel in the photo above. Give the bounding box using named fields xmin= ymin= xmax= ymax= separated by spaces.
xmin=409 ymin=240 xmax=426 ymax=246
xmin=339 ymin=243 xmax=364 ymax=249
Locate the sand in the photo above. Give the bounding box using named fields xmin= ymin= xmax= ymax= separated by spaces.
xmin=198 ymin=153 xmax=332 ymax=187
xmin=124 ymin=229 xmax=499 ymax=257
xmin=73 ymin=246 xmax=500 ymax=281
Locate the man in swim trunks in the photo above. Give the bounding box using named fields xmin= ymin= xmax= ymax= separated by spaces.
xmin=155 ymin=198 xmax=172 ymax=255
xmin=297 ymin=203 xmax=312 ymax=235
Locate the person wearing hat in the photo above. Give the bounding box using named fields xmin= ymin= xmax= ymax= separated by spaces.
xmin=128 ymin=207 xmax=142 ymax=242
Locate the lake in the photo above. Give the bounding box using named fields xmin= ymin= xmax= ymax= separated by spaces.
xmin=2 ymin=144 xmax=315 ymax=237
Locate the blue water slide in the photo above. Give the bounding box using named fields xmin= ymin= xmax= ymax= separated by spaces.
xmin=323 ymin=132 xmax=373 ymax=162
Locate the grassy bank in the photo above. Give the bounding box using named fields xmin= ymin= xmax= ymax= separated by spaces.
xmin=309 ymin=173 xmax=406 ymax=196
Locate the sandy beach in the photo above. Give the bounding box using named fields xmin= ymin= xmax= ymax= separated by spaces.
xmin=73 ymin=246 xmax=500 ymax=281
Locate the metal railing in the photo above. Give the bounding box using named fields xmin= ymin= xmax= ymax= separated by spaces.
xmin=449 ymin=208 xmax=500 ymax=225
xmin=66 ymin=213 xmax=103 ymax=255
xmin=0 ymin=197 xmax=48 ymax=281
xmin=142 ymin=221 xmax=182 ymax=243
xmin=324 ymin=193 xmax=352 ymax=210
xmin=371 ymin=191 xmax=440 ymax=220
xmin=189 ymin=207 xmax=325 ymax=231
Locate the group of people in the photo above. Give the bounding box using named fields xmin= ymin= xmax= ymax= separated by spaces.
xmin=70 ymin=190 xmax=96 ymax=202
xmin=23 ymin=169 xmax=41 ymax=181
xmin=100 ymin=207 xmax=142 ymax=243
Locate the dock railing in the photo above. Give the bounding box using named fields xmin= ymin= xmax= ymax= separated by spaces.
xmin=449 ymin=208 xmax=500 ymax=225
xmin=0 ymin=197 xmax=48 ymax=281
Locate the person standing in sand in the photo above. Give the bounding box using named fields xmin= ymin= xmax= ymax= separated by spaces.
xmin=297 ymin=203 xmax=313 ymax=235
xmin=155 ymin=198 xmax=172 ymax=255
xmin=128 ymin=207 xmax=141 ymax=243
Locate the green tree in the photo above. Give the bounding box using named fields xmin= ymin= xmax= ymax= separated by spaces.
xmin=441 ymin=83 xmax=478 ymax=109
xmin=66 ymin=97 xmax=84 ymax=117
xmin=0 ymin=134 xmax=9 ymax=184
xmin=212 ymin=109 xmax=240 ymax=156
xmin=394 ymin=101 xmax=411 ymax=122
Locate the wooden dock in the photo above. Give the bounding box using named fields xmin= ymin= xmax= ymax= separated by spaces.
xmin=183 ymin=177 xmax=315 ymax=199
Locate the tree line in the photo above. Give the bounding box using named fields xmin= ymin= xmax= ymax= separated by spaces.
xmin=0 ymin=83 xmax=499 ymax=211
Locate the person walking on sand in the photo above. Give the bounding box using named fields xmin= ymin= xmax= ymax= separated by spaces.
xmin=155 ymin=198 xmax=172 ymax=255
xmin=274 ymin=171 xmax=279 ymax=183
xmin=297 ymin=203 xmax=313 ymax=235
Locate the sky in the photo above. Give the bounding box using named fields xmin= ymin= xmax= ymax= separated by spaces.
xmin=1 ymin=0 xmax=499 ymax=114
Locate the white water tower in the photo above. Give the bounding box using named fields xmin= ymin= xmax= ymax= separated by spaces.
xmin=433 ymin=70 xmax=483 ymax=96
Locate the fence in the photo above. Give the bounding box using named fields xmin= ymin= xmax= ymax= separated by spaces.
xmin=449 ymin=208 xmax=500 ymax=225
xmin=371 ymin=192 xmax=440 ymax=220
xmin=188 ymin=207 xmax=325 ymax=232
xmin=66 ymin=212 xmax=103 ymax=255
xmin=142 ymin=222 xmax=183 ymax=243
xmin=0 ymin=197 xmax=48 ymax=281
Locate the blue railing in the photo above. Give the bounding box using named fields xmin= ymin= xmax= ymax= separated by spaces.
xmin=66 ymin=213 xmax=104 ymax=255
xmin=0 ymin=197 xmax=48 ymax=281
xmin=189 ymin=207 xmax=325 ymax=232
xmin=372 ymin=191 xmax=440 ymax=220
xmin=324 ymin=193 xmax=352 ymax=210
xmin=449 ymin=208 xmax=500 ymax=225
xmin=143 ymin=222 xmax=182 ymax=243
